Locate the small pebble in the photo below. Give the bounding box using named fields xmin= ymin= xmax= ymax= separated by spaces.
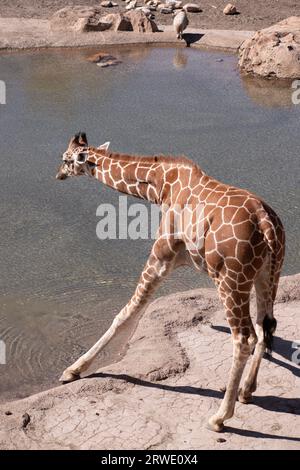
xmin=96 ymin=412 xmax=100 ymax=416
xmin=5 ymin=411 xmax=12 ymax=416
xmin=217 ymin=437 xmax=226 ymax=443
xmin=216 ymin=59 xmax=224 ymax=62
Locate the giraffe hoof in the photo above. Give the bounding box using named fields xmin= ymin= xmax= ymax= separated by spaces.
xmin=207 ymin=417 xmax=224 ymax=433
xmin=220 ymin=385 xmax=226 ymax=394
xmin=238 ymin=389 xmax=252 ymax=404
xmin=59 ymin=369 xmax=80 ymax=383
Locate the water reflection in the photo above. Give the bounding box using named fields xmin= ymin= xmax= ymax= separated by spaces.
xmin=173 ymin=50 xmax=188 ymax=70
xmin=241 ymin=75 xmax=294 ymax=108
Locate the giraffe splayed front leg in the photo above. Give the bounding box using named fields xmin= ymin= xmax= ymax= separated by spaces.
xmin=60 ymin=238 xmax=179 ymax=382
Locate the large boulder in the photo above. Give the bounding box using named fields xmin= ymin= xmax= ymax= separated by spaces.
xmin=239 ymin=17 xmax=300 ymax=79
xmin=100 ymin=13 xmax=133 ymax=31
xmin=50 ymin=6 xmax=108 ymax=32
xmin=125 ymin=10 xmax=159 ymax=32
xmin=50 ymin=7 xmax=159 ymax=34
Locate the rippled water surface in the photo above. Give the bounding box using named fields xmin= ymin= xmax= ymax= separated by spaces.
xmin=0 ymin=46 xmax=299 ymax=401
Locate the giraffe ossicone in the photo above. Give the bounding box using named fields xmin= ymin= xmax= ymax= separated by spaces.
xmin=56 ymin=132 xmax=285 ymax=432
xmin=97 ymin=141 xmax=110 ymax=151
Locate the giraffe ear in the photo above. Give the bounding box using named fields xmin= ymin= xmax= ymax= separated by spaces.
xmin=75 ymin=151 xmax=88 ymax=164
xmin=97 ymin=141 xmax=110 ymax=151
xmin=78 ymin=132 xmax=88 ymax=146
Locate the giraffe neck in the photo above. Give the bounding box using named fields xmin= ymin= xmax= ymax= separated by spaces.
xmin=86 ymin=148 xmax=164 ymax=204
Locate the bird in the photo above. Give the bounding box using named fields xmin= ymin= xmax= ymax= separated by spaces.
xmin=173 ymin=10 xmax=189 ymax=40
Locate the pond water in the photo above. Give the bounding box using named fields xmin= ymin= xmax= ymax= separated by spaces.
xmin=0 ymin=46 xmax=299 ymax=401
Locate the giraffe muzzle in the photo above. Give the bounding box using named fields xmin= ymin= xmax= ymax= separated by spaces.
xmin=56 ymin=164 xmax=69 ymax=180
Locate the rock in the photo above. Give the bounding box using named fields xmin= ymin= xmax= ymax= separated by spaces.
xmin=239 ymin=17 xmax=300 ymax=79
xmin=146 ymin=0 xmax=160 ymax=6
xmin=160 ymin=7 xmax=174 ymax=14
xmin=100 ymin=1 xmax=116 ymax=7
xmin=4 ymin=411 xmax=12 ymax=416
xmin=165 ymin=0 xmax=176 ymax=8
xmin=173 ymin=10 xmax=189 ymax=39
xmin=50 ymin=6 xmax=109 ymax=32
xmin=87 ymin=52 xmax=122 ymax=67
xmin=223 ymin=3 xmax=237 ymax=15
xmin=136 ymin=7 xmax=152 ymax=15
xmin=174 ymin=1 xmax=183 ymax=8
xmin=99 ymin=12 xmax=132 ymax=31
xmin=183 ymin=3 xmax=201 ymax=13
xmin=126 ymin=0 xmax=137 ymax=10
xmin=97 ymin=10 xmax=159 ymax=32
xmin=126 ymin=10 xmax=159 ymax=32
xmin=97 ymin=59 xmax=121 ymax=68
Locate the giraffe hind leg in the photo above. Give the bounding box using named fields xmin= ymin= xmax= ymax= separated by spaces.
xmin=239 ymin=256 xmax=279 ymax=403
xmin=208 ymin=280 xmax=256 ymax=431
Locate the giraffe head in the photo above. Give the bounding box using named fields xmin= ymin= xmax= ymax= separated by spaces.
xmin=56 ymin=132 xmax=89 ymax=180
xmin=56 ymin=133 xmax=111 ymax=180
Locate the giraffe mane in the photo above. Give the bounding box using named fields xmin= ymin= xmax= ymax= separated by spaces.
xmin=90 ymin=147 xmax=198 ymax=168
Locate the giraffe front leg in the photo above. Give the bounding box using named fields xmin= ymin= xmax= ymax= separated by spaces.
xmin=59 ymin=238 xmax=177 ymax=383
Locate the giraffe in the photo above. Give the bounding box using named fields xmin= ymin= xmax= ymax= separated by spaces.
xmin=56 ymin=132 xmax=285 ymax=432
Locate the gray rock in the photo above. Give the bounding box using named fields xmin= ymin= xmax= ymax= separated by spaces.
xmin=126 ymin=10 xmax=159 ymax=32
xmin=239 ymin=16 xmax=300 ymax=79
xmin=101 ymin=1 xmax=114 ymax=7
xmin=99 ymin=12 xmax=132 ymax=31
xmin=126 ymin=0 xmax=137 ymax=10
xmin=50 ymin=6 xmax=107 ymax=32
xmin=160 ymin=7 xmax=174 ymax=14
xmin=223 ymin=3 xmax=237 ymax=15
xmin=183 ymin=3 xmax=201 ymax=13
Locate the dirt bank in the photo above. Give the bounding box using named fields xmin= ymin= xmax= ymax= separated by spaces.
xmin=0 ymin=274 xmax=299 ymax=449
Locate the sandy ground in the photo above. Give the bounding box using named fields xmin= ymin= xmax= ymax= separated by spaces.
xmin=0 ymin=0 xmax=300 ymax=31
xmin=0 ymin=274 xmax=299 ymax=450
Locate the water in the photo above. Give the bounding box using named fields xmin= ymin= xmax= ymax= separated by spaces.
xmin=0 ymin=46 xmax=299 ymax=401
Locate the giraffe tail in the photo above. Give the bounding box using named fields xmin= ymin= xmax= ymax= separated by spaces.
xmin=263 ymin=315 xmax=277 ymax=353
xmin=256 ymin=206 xmax=278 ymax=254
xmin=256 ymin=205 xmax=279 ymax=353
